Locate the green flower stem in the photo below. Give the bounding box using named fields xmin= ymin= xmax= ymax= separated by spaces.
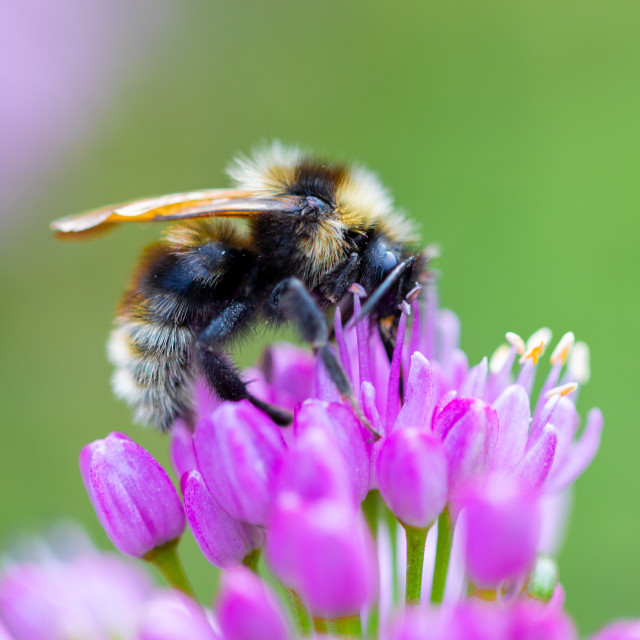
xmin=313 ymin=616 xmax=362 ymax=637
xmin=467 ymin=583 xmax=497 ymax=600
xmin=335 ymin=615 xmax=363 ymax=636
xmin=381 ymin=499 xmax=399 ymax=604
xmin=143 ymin=539 xmax=196 ymax=599
xmin=402 ymin=523 xmax=429 ymax=604
xmin=313 ymin=618 xmax=332 ymax=634
xmin=430 ymin=508 xmax=453 ymax=604
xmin=362 ymin=489 xmax=379 ymax=535
xmin=287 ymin=589 xmax=313 ymax=636
xmin=365 ymin=605 xmax=379 ymax=639
xmin=242 ymin=547 xmax=262 ymax=574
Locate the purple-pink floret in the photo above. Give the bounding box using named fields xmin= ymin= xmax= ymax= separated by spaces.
xmin=79 ymin=432 xmax=185 ymax=557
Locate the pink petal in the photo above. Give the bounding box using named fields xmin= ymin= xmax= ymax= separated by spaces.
xmin=194 ymin=401 xmax=286 ymax=525
xmin=386 ymin=311 xmax=408 ymax=426
xmin=515 ymin=424 xmax=558 ymax=489
xmin=314 ymin=347 xmax=342 ymax=403
xmin=294 ymin=401 xmax=370 ymax=502
xmin=216 ymin=568 xmax=292 ymax=640
xmin=546 ymin=408 xmax=603 ymax=493
xmin=79 ymin=433 xmax=185 ymax=557
xmin=376 ymin=428 xmax=448 ymax=528
xmin=139 ymin=591 xmax=220 ymax=640
xmin=266 ymin=496 xmax=377 ymax=618
xmin=491 ymin=384 xmax=531 ymax=472
xmin=461 ymin=473 xmax=540 ymax=587
xmin=395 ymin=353 xmax=435 ymax=430
xmin=460 ymin=357 xmax=488 ymax=400
xmin=277 ymin=426 xmax=355 ymax=504
xmin=182 ymin=470 xmax=263 ymax=568
xmin=169 ymin=420 xmax=197 ymax=478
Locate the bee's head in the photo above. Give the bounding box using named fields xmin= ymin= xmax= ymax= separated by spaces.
xmin=228 ymin=142 xmax=427 ymax=309
xmin=351 ymin=234 xmax=428 ymax=324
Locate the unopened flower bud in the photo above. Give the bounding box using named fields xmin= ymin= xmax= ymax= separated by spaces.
xmin=182 ymin=470 xmax=264 ymax=568
xmin=79 ymin=433 xmax=185 ymax=557
xmin=434 ymin=398 xmax=498 ymax=499
xmin=216 ymin=567 xmax=293 ymax=640
xmin=139 ymin=591 xmax=220 ymax=640
xmin=461 ymin=473 xmax=540 ymax=587
xmin=376 ymin=428 xmax=448 ymax=528
xmin=194 ymin=400 xmax=286 ymax=525
xmin=266 ymin=494 xmax=378 ymax=618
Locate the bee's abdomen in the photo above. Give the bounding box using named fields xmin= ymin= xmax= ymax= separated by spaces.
xmin=108 ymin=320 xmax=196 ymax=431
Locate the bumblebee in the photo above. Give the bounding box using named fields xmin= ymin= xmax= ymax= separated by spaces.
xmin=52 ymin=143 xmax=427 ymax=434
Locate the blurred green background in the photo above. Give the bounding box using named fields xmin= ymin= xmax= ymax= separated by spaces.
xmin=1 ymin=0 xmax=638 ymax=634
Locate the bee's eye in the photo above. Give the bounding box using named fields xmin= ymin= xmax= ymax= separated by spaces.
xmin=382 ymin=250 xmax=399 ymax=277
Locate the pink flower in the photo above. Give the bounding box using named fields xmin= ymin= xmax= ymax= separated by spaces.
xmin=0 ymin=528 xmax=154 ymax=640
xmin=266 ymin=494 xmax=378 ymax=618
xmin=215 ymin=567 xmax=293 ymax=640
xmin=194 ymin=400 xmax=286 ymax=525
xmin=265 ymin=427 xmax=377 ymax=618
xmin=182 ymin=470 xmax=264 ymax=568
xmin=388 ymin=597 xmax=576 ymax=640
xmin=376 ymin=428 xmax=448 ymax=528
xmin=169 ymin=420 xmax=198 ymax=478
xmin=434 ymin=398 xmax=499 ymax=502
xmin=590 ymin=620 xmax=640 ymax=640
xmin=272 ymin=427 xmax=355 ymax=504
xmin=246 ymin=343 xmax=316 ymax=411
xmin=294 ymin=400 xmax=371 ymax=502
xmin=138 ymin=591 xmax=220 ymax=640
xmin=460 ymin=473 xmax=540 ymax=588
xmin=79 ymin=433 xmax=185 ymax=557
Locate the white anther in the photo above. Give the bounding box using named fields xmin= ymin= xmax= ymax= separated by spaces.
xmin=519 ymin=328 xmax=552 ymax=365
xmin=567 ymin=341 xmax=590 ymax=384
xmin=544 ymin=382 xmax=578 ymax=399
xmin=400 ymin=300 xmax=412 ymax=316
xmin=527 ymin=328 xmax=552 ymax=351
xmin=550 ymin=331 xmax=575 ymax=366
xmin=489 ymin=344 xmax=510 ymax=374
xmin=505 ymin=332 xmax=526 ymax=355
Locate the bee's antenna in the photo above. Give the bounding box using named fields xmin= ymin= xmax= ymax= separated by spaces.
xmin=346 ymin=256 xmax=416 ymax=328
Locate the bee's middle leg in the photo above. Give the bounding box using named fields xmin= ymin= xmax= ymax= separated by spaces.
xmin=196 ymin=300 xmax=293 ymax=426
xmin=268 ymin=277 xmax=380 ymax=439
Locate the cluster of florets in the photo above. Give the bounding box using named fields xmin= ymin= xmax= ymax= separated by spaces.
xmin=2 ymin=286 xmax=632 ymax=640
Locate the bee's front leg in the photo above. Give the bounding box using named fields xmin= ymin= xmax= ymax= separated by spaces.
xmin=196 ymin=299 xmax=293 ymax=427
xmin=268 ymin=277 xmax=380 ymax=440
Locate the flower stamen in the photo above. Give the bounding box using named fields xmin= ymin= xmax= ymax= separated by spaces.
xmin=544 ymin=382 xmax=579 ymax=399
xmin=505 ymin=332 xmax=526 ymax=355
xmin=550 ymin=332 xmax=575 ymax=366
xmin=519 ymin=328 xmax=552 ymax=365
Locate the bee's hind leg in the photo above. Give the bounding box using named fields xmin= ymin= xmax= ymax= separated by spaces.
xmin=196 ymin=300 xmax=293 ymax=427
xmin=268 ymin=277 xmax=381 ymax=440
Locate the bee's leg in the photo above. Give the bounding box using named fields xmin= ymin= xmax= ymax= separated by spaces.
xmin=269 ymin=277 xmax=380 ymax=440
xmin=196 ymin=300 xmax=293 ymax=426
xmin=321 ymin=252 xmax=361 ymax=304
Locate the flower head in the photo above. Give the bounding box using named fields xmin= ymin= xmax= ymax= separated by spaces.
xmin=68 ymin=284 xmax=614 ymax=639
xmin=0 ymin=526 xmax=154 ymax=640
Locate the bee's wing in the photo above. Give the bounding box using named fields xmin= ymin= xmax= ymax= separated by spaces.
xmin=51 ymin=189 xmax=303 ymax=239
